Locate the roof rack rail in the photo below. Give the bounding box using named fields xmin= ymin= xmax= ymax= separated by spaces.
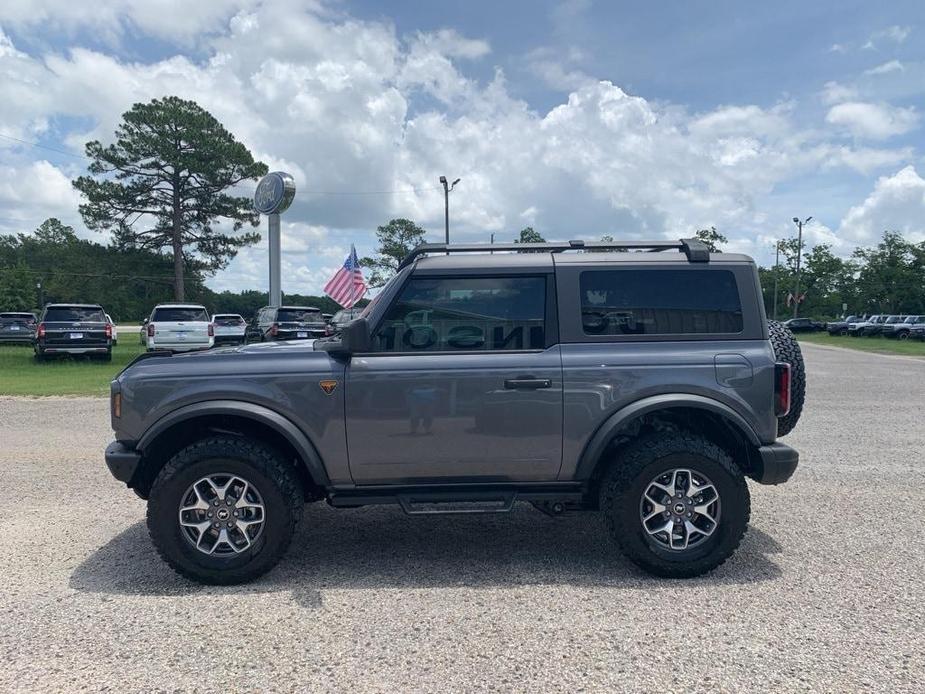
xmin=398 ymin=237 xmax=710 ymax=269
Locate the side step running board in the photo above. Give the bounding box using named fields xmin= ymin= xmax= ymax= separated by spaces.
xmin=398 ymin=492 xmax=516 ymax=515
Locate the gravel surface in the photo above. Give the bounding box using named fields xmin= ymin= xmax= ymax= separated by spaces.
xmin=1 ymin=343 xmax=923 ymax=692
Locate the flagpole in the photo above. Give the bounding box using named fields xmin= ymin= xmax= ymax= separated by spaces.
xmin=350 ymin=244 xmax=356 ymax=309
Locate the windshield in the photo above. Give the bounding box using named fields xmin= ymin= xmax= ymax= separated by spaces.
xmin=844 ymin=315 xmax=859 ymax=322
xmin=152 ymin=307 xmax=209 ymax=322
xmin=885 ymin=316 xmax=903 ymax=324
xmin=44 ymin=307 xmax=105 ymax=322
xmin=277 ymin=308 xmax=322 ymax=322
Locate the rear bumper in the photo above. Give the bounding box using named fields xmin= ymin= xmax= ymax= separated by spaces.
xmin=40 ymin=345 xmax=109 ymax=354
xmin=105 ymin=440 xmax=141 ymax=484
xmin=752 ymin=442 xmax=799 ymax=485
xmin=213 ymin=334 xmax=245 ymax=344
xmin=0 ymin=334 xmax=34 ymax=343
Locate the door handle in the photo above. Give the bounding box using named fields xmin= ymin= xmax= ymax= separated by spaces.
xmin=504 ymin=378 xmax=552 ymax=390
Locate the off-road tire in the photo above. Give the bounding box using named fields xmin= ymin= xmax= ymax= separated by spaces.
xmin=147 ymin=436 xmax=303 ymax=585
xmin=768 ymin=320 xmax=805 ymax=437
xmin=600 ymin=432 xmax=750 ymax=578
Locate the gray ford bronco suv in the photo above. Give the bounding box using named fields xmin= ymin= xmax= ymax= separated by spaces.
xmin=105 ymin=239 xmax=804 ymax=584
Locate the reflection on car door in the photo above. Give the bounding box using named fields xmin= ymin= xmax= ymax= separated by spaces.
xmin=345 ymin=274 xmax=563 ymax=484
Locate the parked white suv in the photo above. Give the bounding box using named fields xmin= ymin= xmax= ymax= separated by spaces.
xmin=211 ymin=313 xmax=247 ymax=346
xmin=146 ymin=304 xmax=213 ymax=352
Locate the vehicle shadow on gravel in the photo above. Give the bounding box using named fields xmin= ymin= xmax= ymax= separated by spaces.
xmin=70 ymin=503 xmax=782 ymax=606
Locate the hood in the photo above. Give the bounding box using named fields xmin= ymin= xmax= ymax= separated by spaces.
xmin=118 ymin=339 xmax=328 ymax=381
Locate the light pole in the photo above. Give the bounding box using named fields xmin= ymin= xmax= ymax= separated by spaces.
xmin=772 ymin=241 xmax=781 ymax=320
xmin=439 ymin=175 xmax=460 ymax=250
xmin=791 ymin=216 xmax=812 ymax=318
xmin=36 ymin=281 xmax=43 ymax=310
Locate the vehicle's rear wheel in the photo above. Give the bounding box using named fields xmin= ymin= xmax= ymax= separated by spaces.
xmin=768 ymin=320 xmax=805 ymax=437
xmin=898 ymin=331 xmax=910 ymax=341
xmin=147 ymin=436 xmax=303 ymax=585
xmin=600 ymin=433 xmax=749 ymax=578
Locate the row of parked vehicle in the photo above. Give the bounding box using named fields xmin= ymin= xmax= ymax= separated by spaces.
xmin=825 ymin=314 xmax=925 ymax=339
xmin=138 ymin=303 xmax=363 ymax=352
xmin=0 ymin=302 xmax=366 ymax=361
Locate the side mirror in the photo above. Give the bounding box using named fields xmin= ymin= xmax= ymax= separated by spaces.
xmin=320 ymin=317 xmax=369 ymax=355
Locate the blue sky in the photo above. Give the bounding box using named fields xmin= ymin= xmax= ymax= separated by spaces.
xmin=1 ymin=0 xmax=924 ymax=295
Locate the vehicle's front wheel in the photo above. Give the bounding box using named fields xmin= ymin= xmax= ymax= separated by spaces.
xmin=600 ymin=433 xmax=749 ymax=578
xmin=147 ymin=436 xmax=303 ymax=584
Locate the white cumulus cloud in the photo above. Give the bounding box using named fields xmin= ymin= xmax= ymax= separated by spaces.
xmin=825 ymin=101 xmax=919 ymax=140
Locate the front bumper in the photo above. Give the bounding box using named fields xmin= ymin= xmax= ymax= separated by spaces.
xmin=105 ymin=440 xmax=141 ymax=483
xmin=752 ymin=442 xmax=799 ymax=485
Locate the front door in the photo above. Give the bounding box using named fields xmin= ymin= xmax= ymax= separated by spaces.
xmin=345 ymin=274 xmax=563 ymax=484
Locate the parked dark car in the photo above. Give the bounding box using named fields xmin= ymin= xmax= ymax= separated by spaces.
xmin=782 ymin=317 xmax=823 ymax=333
xmin=35 ymin=303 xmax=112 ymax=361
xmin=247 ymin=305 xmax=330 ymax=342
xmin=0 ymin=312 xmax=37 ymax=344
xmin=881 ymin=315 xmax=923 ymax=340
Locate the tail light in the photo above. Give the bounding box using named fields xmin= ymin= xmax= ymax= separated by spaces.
xmin=774 ymin=362 xmax=791 ymax=417
xmin=112 ymin=392 xmax=122 ymax=419
xmin=147 ymin=323 xmax=155 ymax=337
xmin=105 ymin=324 xmax=113 ymax=339
xmin=208 ymin=323 xmax=214 ymax=337
xmin=37 ymin=323 xmax=46 ymax=339
xmin=270 ymin=323 xmax=278 ymax=337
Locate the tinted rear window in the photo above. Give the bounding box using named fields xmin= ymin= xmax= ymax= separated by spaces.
xmin=214 ymin=316 xmax=244 ymax=326
xmin=277 ymin=308 xmax=322 ymax=322
xmin=44 ymin=307 xmax=105 ymax=322
xmin=152 ymin=307 xmax=209 ymax=322
xmin=1 ymin=313 xmax=36 ymax=323
xmin=580 ymin=269 xmax=743 ymax=335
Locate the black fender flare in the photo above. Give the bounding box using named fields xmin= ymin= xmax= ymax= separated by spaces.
xmin=573 ymin=394 xmax=761 ymax=480
xmin=137 ymin=400 xmax=331 ymax=487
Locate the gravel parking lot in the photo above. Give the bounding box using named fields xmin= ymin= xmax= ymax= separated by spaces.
xmin=1 ymin=343 xmax=923 ymax=692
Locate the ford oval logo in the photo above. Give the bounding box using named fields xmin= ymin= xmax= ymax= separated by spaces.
xmin=254 ymin=172 xmax=296 ymax=215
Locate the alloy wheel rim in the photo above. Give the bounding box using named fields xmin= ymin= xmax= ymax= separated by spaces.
xmin=178 ymin=474 xmax=266 ymax=556
xmin=639 ymin=468 xmax=721 ymax=551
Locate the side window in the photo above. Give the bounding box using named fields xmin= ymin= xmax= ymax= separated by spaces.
xmin=580 ymin=269 xmax=743 ymax=336
xmin=373 ymin=276 xmax=547 ymax=353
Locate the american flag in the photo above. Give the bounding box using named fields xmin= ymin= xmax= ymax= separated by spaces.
xmin=323 ymin=245 xmax=367 ymax=308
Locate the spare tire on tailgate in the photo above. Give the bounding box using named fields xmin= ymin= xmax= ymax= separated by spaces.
xmin=768 ymin=320 xmax=806 ymax=437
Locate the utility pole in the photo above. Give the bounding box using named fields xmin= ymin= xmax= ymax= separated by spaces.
xmin=772 ymin=241 xmax=781 ymax=320
xmin=490 ymin=232 xmax=495 ymax=254
xmin=439 ymin=175 xmax=460 ymax=252
xmin=791 ymin=216 xmax=812 ymax=318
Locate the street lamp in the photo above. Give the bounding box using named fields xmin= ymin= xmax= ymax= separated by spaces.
xmin=439 ymin=175 xmax=460 ymax=250
xmin=791 ymin=216 xmax=812 ymax=319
